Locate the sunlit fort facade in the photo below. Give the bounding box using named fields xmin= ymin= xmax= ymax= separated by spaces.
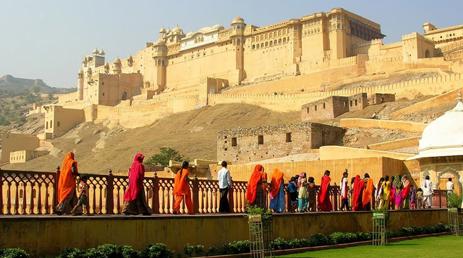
xmin=67 ymin=7 xmax=463 ymax=108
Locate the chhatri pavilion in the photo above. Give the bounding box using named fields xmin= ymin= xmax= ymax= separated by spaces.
xmin=408 ymin=92 xmax=463 ymax=194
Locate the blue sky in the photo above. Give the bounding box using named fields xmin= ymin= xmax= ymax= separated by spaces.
xmin=1 ymin=0 xmax=462 ymax=88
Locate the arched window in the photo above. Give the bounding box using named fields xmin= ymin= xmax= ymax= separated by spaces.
xmin=121 ymin=91 xmax=128 ymax=100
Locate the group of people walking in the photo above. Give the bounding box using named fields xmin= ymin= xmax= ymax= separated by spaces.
xmin=53 ymin=152 xmax=198 ymax=216
xmin=245 ymin=165 xmax=334 ymax=212
xmin=53 ymin=153 xmax=441 ymax=216
xmin=244 ymin=165 xmax=438 ymax=213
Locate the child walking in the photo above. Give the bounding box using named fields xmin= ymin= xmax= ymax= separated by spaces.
xmin=416 ymin=188 xmax=423 ymax=209
xmin=71 ymin=174 xmax=90 ymax=216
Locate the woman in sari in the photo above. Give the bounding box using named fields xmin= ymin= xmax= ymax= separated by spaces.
xmin=123 ymin=153 xmax=152 ymax=215
xmin=401 ymin=175 xmax=411 ymax=209
xmin=54 ymin=152 xmax=79 ymax=215
xmin=246 ymin=164 xmax=266 ymax=209
xmin=393 ymin=174 xmax=403 ymax=210
xmin=380 ymin=175 xmax=390 ymax=209
xmin=318 ymin=170 xmax=332 ymax=211
xmin=352 ymin=175 xmax=365 ymax=211
xmin=362 ymin=173 xmax=374 ymax=211
xmin=173 ymin=161 xmax=194 ymax=214
xmin=269 ymin=168 xmax=285 ymax=213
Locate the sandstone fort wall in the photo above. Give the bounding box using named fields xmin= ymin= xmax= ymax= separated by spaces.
xmin=339 ymin=118 xmax=427 ymax=133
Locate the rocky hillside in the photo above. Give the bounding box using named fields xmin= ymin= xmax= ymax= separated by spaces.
xmin=0 ymin=74 xmax=75 ymax=94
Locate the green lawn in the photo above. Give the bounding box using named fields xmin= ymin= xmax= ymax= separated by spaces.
xmin=278 ymin=235 xmax=463 ymax=258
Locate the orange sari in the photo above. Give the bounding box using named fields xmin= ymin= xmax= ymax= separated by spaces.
xmin=173 ymin=168 xmax=193 ymax=214
xmin=173 ymin=168 xmax=190 ymax=196
xmin=57 ymin=152 xmax=78 ymax=203
xmin=246 ymin=165 xmax=263 ymax=204
xmin=362 ymin=178 xmax=374 ymax=208
xmin=269 ymin=169 xmax=284 ymax=199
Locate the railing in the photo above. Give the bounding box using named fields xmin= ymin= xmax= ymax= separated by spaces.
xmin=1 ymin=168 xmax=446 ymax=215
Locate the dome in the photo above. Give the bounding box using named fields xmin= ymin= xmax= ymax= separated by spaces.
xmin=114 ymin=57 xmax=121 ymax=64
xmin=172 ymin=25 xmax=183 ymax=34
xmin=213 ymin=23 xmax=224 ymax=30
xmin=186 ymin=31 xmax=194 ymax=37
xmin=232 ymin=16 xmax=244 ymax=24
xmin=166 ymin=28 xmax=171 ymax=34
xmin=92 ymin=48 xmax=99 ymax=54
xmin=409 ymin=96 xmax=463 ymax=160
xmin=78 ymin=69 xmax=84 ymax=74
xmin=159 ymin=27 xmax=166 ymax=34
xmin=99 ymin=49 xmax=105 ymax=55
xmin=153 ymin=39 xmax=166 ymax=46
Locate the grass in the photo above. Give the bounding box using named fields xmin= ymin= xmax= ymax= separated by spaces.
xmin=277 ymin=235 xmax=463 ymax=258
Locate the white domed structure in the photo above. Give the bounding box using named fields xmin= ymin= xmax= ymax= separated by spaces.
xmin=408 ymin=91 xmax=463 ymax=196
xmin=99 ymin=49 xmax=105 ymax=55
xmin=93 ymin=48 xmax=99 ymax=54
xmin=410 ymin=95 xmax=463 ymax=159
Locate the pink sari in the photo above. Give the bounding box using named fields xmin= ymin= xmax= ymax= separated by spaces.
xmin=124 ymin=153 xmax=145 ymax=202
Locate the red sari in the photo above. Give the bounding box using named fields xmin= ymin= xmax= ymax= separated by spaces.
xmin=352 ymin=175 xmax=365 ymax=211
xmin=246 ymin=165 xmax=263 ymax=205
xmin=318 ymin=175 xmax=332 ymax=211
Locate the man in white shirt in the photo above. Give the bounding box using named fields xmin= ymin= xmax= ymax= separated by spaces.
xmin=446 ymin=178 xmax=454 ymax=196
xmin=218 ymin=161 xmax=232 ymax=213
xmin=422 ymin=175 xmax=433 ymax=209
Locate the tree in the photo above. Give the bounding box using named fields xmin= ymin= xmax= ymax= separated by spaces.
xmin=32 ymin=86 xmax=41 ymax=94
xmin=144 ymin=147 xmax=188 ymax=167
xmin=47 ymin=93 xmax=54 ymax=100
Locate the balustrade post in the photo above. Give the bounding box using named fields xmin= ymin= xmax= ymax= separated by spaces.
xmin=152 ymin=172 xmax=160 ymax=214
xmin=228 ymin=178 xmax=234 ymax=213
xmin=53 ymin=166 xmax=60 ymax=209
xmin=193 ymin=175 xmax=199 ymax=214
xmin=371 ymin=186 xmax=376 ymax=210
xmin=285 ymin=185 xmax=292 ymax=212
xmin=106 ymin=169 xmax=114 ymax=214
xmin=0 ymin=169 xmax=3 ymax=215
xmin=333 ymin=184 xmax=338 ymax=211
xmin=439 ymin=189 xmax=442 ymax=208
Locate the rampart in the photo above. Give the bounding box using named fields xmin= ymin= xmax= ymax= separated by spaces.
xmin=339 ymin=118 xmax=427 ymax=133
xmin=319 ymin=146 xmax=414 ymax=161
xmin=209 ymin=72 xmax=463 ymax=111
xmin=391 ymin=87 xmax=463 ymax=119
xmin=366 ymin=137 xmax=420 ymax=151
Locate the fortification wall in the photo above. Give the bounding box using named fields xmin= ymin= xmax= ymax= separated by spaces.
xmin=391 ymin=87 xmax=463 ymax=119
xmin=225 ymin=63 xmax=364 ymax=95
xmin=58 ymin=92 xmax=78 ymax=105
xmin=319 ymin=146 xmax=414 ymax=161
xmin=91 ymin=94 xmax=199 ymax=128
xmin=209 ymin=73 xmax=463 ymax=112
xmin=339 ymin=118 xmax=427 ymax=133
xmin=366 ymin=137 xmax=420 ymax=151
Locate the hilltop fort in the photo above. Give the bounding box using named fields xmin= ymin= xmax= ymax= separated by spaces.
xmin=3 ymin=7 xmax=463 ymax=193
